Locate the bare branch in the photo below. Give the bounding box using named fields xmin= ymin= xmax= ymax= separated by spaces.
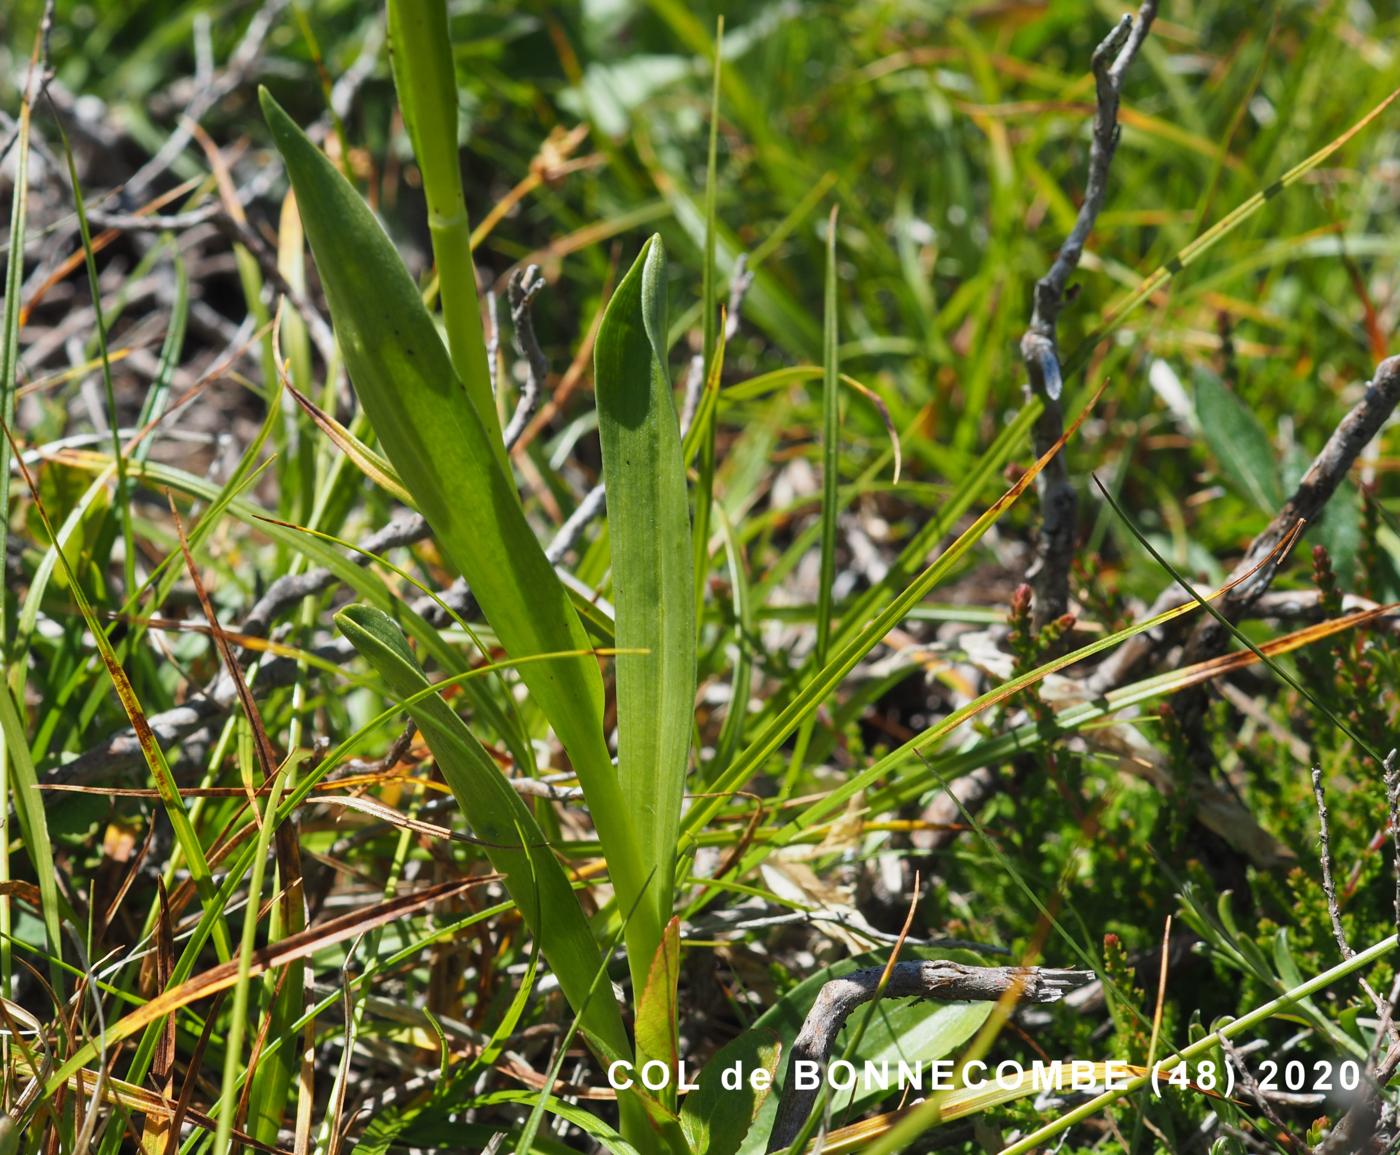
xmin=1020 ymin=2 xmax=1157 ymax=630
xmin=1386 ymin=750 xmax=1400 ymax=941
xmin=501 ymin=265 xmax=548 ymax=449
xmin=485 ymin=289 xmax=502 ymax=399
xmin=1314 ymin=766 xmax=1356 ymax=962
xmin=121 ymin=0 xmax=289 ymax=202
xmin=1179 ymin=355 xmax=1400 ymax=671
xmin=545 ymin=481 xmax=607 ymax=566
xmin=1220 ymin=1037 xmax=1312 ymax=1155
xmin=240 ymin=513 xmax=429 ymax=639
xmin=1091 ymin=355 xmax=1400 ymax=694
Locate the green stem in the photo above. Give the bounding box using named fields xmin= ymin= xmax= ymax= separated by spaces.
xmin=387 ymin=0 xmax=507 ymax=466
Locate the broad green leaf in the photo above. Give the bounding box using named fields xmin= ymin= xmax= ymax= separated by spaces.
xmin=595 ymin=236 xmax=695 ymax=940
xmin=260 ymin=90 xmax=657 ymax=978
xmin=734 ymin=947 xmax=992 ymax=1155
xmin=1193 ymin=372 xmax=1283 ymax=513
xmin=679 ymin=1031 xmax=780 ymax=1155
xmin=334 ymin=604 xmax=631 ymax=1064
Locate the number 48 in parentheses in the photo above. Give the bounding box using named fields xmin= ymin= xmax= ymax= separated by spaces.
xmin=1148 ymin=1058 xmax=1235 ymax=1098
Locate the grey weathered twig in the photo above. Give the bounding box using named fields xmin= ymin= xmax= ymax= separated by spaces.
xmin=765 ymin=961 xmax=1094 ymax=1152
xmin=1313 ymin=767 xmax=1356 ymax=965
xmin=1386 ymin=750 xmax=1400 ymax=945
xmin=120 ymin=0 xmax=289 ymax=202
xmin=1311 ymin=765 xmax=1395 ymax=1032
xmin=1177 ymin=356 xmax=1400 ymax=685
xmin=240 ymin=512 xmax=431 ymax=639
xmin=1220 ymin=1037 xmax=1312 ymax=1155
xmin=1020 ymin=3 xmax=1157 ymax=630
xmin=485 ymin=290 xmax=501 ymax=396
xmin=500 ymin=265 xmax=548 ymax=449
xmin=1091 ymin=355 xmax=1400 ymax=695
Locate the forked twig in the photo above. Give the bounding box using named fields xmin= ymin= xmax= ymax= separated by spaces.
xmin=1021 ymin=2 xmax=1157 ymax=630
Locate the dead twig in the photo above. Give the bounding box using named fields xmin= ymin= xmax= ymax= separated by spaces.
xmin=1220 ymin=1036 xmax=1312 ymax=1155
xmin=1020 ymin=2 xmax=1157 ymax=630
xmin=1312 ymin=766 xmax=1396 ymax=1034
xmin=1092 ymin=356 xmax=1400 ymax=696
xmin=1170 ymin=356 xmax=1400 ymax=742
xmin=500 ymin=265 xmax=549 ymax=449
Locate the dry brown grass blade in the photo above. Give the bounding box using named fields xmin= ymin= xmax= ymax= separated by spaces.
xmin=278 ymin=375 xmax=412 ymax=505
xmin=1163 ymin=603 xmax=1398 ymax=692
xmin=169 ymin=492 xmax=279 ymax=800
xmin=45 ymin=1063 xmax=291 ymax=1155
xmin=97 ymin=613 xmax=309 ymax=659
xmin=163 ymin=993 xmax=224 ymax=1155
xmin=45 ymin=877 xmax=485 ymax=1096
xmin=235 ymin=966 xmax=292 ymax=1134
xmin=0 ymin=880 xmax=44 ymax=911
xmin=139 ymin=880 xmax=177 ymax=1155
xmin=98 ymin=818 xmax=158 ymax=944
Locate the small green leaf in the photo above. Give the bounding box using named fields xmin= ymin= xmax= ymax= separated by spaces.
xmin=635 ymin=916 xmax=682 ymax=1072
xmin=679 ymin=1031 xmax=780 ymax=1155
xmin=1284 ymin=443 xmax=1360 ymax=583
xmin=1193 ymin=372 xmax=1284 ymax=513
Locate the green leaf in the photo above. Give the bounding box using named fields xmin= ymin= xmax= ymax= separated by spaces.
xmin=334 ymin=604 xmax=631 ymax=1064
xmin=1193 ymin=372 xmax=1284 ymax=514
xmin=1283 ymin=443 xmax=1360 ymax=584
xmin=260 ymin=90 xmax=657 ymax=980
xmin=678 ymin=1030 xmax=780 ymax=1155
xmin=734 ymin=948 xmax=992 ymax=1155
xmin=635 ymin=916 xmax=682 ymax=1073
xmin=595 ymin=236 xmax=695 ymax=941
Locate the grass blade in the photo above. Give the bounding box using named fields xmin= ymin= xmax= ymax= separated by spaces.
xmin=816 ymin=204 xmax=839 ymax=664
xmin=682 ymin=383 xmax=1100 ymax=841
xmin=4 ymin=430 xmax=232 ymax=963
xmin=692 ymin=22 xmax=723 ymax=621
xmin=1064 ymin=84 xmax=1400 ymax=378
